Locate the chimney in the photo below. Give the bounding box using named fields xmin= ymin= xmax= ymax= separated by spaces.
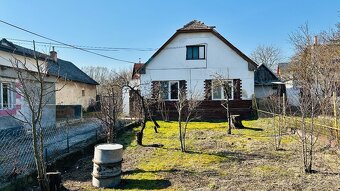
xmin=314 ymin=36 xmax=318 ymax=45
xmin=50 ymin=46 xmax=57 ymax=62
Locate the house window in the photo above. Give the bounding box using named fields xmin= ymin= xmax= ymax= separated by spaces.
xmin=0 ymin=82 xmax=14 ymax=109
xmin=186 ymin=45 xmax=205 ymax=60
xmin=212 ymin=80 xmax=233 ymax=100
xmin=159 ymin=81 xmax=179 ymax=100
xmin=82 ymin=89 xmax=85 ymax=96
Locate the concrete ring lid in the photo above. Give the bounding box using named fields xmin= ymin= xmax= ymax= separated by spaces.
xmin=95 ymin=143 xmax=123 ymax=150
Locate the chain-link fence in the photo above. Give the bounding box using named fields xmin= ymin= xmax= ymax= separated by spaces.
xmin=0 ymin=118 xmax=133 ymax=185
xmin=254 ymin=89 xmax=340 ymax=146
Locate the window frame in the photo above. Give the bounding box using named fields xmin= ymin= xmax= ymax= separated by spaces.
xmin=211 ymin=80 xmax=234 ymax=100
xmin=186 ymin=45 xmax=205 ymax=60
xmin=0 ymin=82 xmax=14 ymax=110
xmin=159 ymin=81 xmax=179 ymax=100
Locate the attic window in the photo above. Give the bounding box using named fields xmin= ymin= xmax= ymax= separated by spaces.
xmin=82 ymin=89 xmax=85 ymax=96
xmin=186 ymin=45 xmax=205 ymax=60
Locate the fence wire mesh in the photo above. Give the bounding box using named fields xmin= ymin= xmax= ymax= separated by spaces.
xmin=254 ymin=89 xmax=340 ymax=146
xmin=0 ymin=118 xmax=134 ymax=185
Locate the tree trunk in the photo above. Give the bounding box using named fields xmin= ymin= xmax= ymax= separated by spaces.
xmin=227 ymin=101 xmax=231 ymax=134
xmin=136 ymin=131 xmax=143 ymax=146
xmin=136 ymin=96 xmax=147 ymax=146
xmin=178 ymin=109 xmax=184 ymax=152
xmin=38 ymin=178 xmax=50 ymax=191
xmin=231 ymin=115 xmax=244 ymax=129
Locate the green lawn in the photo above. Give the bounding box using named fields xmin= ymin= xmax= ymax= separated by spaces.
xmin=63 ymin=119 xmax=340 ymax=191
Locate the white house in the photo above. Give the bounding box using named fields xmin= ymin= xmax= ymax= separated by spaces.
xmin=125 ymin=20 xmax=258 ymax=120
xmin=0 ymin=38 xmax=99 ymax=130
xmin=0 ymin=38 xmax=57 ymax=130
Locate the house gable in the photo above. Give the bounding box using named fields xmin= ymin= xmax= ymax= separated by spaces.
xmin=254 ymin=64 xmax=281 ymax=85
xmin=142 ymin=20 xmax=257 ymax=72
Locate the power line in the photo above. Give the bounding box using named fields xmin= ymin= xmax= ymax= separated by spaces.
xmin=0 ymin=19 xmax=136 ymax=63
xmin=7 ymin=38 xmax=157 ymax=52
xmin=5 ymin=38 xmax=189 ymax=52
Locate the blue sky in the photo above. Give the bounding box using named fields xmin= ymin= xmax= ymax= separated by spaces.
xmin=0 ymin=0 xmax=339 ymax=70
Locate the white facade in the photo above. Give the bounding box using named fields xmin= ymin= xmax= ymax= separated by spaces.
xmin=0 ymin=50 xmax=56 ymax=129
xmin=255 ymin=85 xmax=277 ymax=98
xmin=285 ymin=80 xmax=300 ymax=106
xmin=140 ymin=32 xmax=255 ymax=100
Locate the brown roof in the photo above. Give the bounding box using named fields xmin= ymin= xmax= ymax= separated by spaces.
xmin=178 ymin=20 xmax=213 ymax=31
xmin=132 ymin=63 xmax=144 ymax=79
xmin=143 ymin=20 xmax=257 ymax=71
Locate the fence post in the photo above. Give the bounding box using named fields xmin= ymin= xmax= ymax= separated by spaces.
xmin=333 ymin=92 xmax=338 ymax=143
xmin=283 ymin=93 xmax=286 ymax=121
xmin=95 ymin=129 xmax=98 ymax=141
xmin=67 ymin=131 xmax=70 ymax=153
xmin=45 ymin=148 xmax=48 ymax=163
xmin=66 ymin=121 xmax=70 ymax=153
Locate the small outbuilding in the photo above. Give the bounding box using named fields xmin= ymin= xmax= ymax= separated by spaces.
xmin=254 ymin=64 xmax=284 ymax=98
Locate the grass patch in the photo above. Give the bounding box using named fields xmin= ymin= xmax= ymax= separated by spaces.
xmin=63 ymin=119 xmax=340 ymax=191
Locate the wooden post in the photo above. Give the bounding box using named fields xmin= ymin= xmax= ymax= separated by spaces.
xmin=333 ymin=92 xmax=338 ymax=143
xmin=46 ymin=172 xmax=62 ymax=191
xmin=67 ymin=129 xmax=70 ymax=153
xmin=45 ymin=148 xmax=48 ymax=163
xmin=283 ymin=93 xmax=286 ymax=128
xmin=334 ymin=92 xmax=337 ymax=128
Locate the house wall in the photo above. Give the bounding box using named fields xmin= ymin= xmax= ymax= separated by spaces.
xmin=285 ymin=80 xmax=300 ymax=106
xmin=0 ymin=51 xmax=48 ymax=73
xmin=255 ymin=85 xmax=276 ymax=98
xmin=140 ymin=32 xmax=254 ymax=100
xmin=19 ymin=81 xmax=56 ymax=128
xmin=56 ymin=80 xmax=97 ymax=111
xmin=122 ymin=78 xmax=140 ymax=116
xmin=0 ymin=66 xmax=56 ymax=130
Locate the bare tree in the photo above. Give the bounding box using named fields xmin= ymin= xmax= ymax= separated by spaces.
xmin=251 ymin=45 xmax=283 ymax=70
xmin=81 ymin=66 xmax=111 ymax=94
xmin=7 ymin=41 xmax=63 ymax=190
xmin=115 ymin=72 xmax=159 ymax=145
xmin=96 ymin=78 xmax=122 ymax=143
xmin=212 ymin=73 xmax=234 ymax=134
xmin=175 ymin=87 xmax=201 ymax=152
xmin=289 ymin=23 xmax=340 ymax=173
xmin=81 ymin=66 xmax=110 ymax=85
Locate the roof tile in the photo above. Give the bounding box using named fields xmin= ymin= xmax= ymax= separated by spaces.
xmin=178 ymin=20 xmax=213 ymax=31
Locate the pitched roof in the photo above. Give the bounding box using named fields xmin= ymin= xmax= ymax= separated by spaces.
xmin=178 ymin=20 xmax=213 ymax=31
xmin=47 ymin=60 xmax=99 ymax=85
xmin=0 ymin=38 xmax=99 ymax=85
xmin=142 ymin=20 xmax=257 ymax=71
xmin=132 ymin=63 xmax=144 ymax=79
xmin=254 ymin=64 xmax=281 ymax=85
xmin=0 ymin=38 xmax=48 ymax=60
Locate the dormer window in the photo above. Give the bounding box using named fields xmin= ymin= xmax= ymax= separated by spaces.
xmin=186 ymin=45 xmax=205 ymax=60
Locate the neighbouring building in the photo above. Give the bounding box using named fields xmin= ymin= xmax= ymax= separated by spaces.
xmin=0 ymin=38 xmax=99 ymax=130
xmin=124 ymin=20 xmax=258 ymax=120
xmin=0 ymin=38 xmax=57 ymax=129
xmin=47 ymin=51 xmax=99 ymax=112
xmin=254 ymin=64 xmax=283 ymax=98
xmin=277 ymin=62 xmax=300 ymax=106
